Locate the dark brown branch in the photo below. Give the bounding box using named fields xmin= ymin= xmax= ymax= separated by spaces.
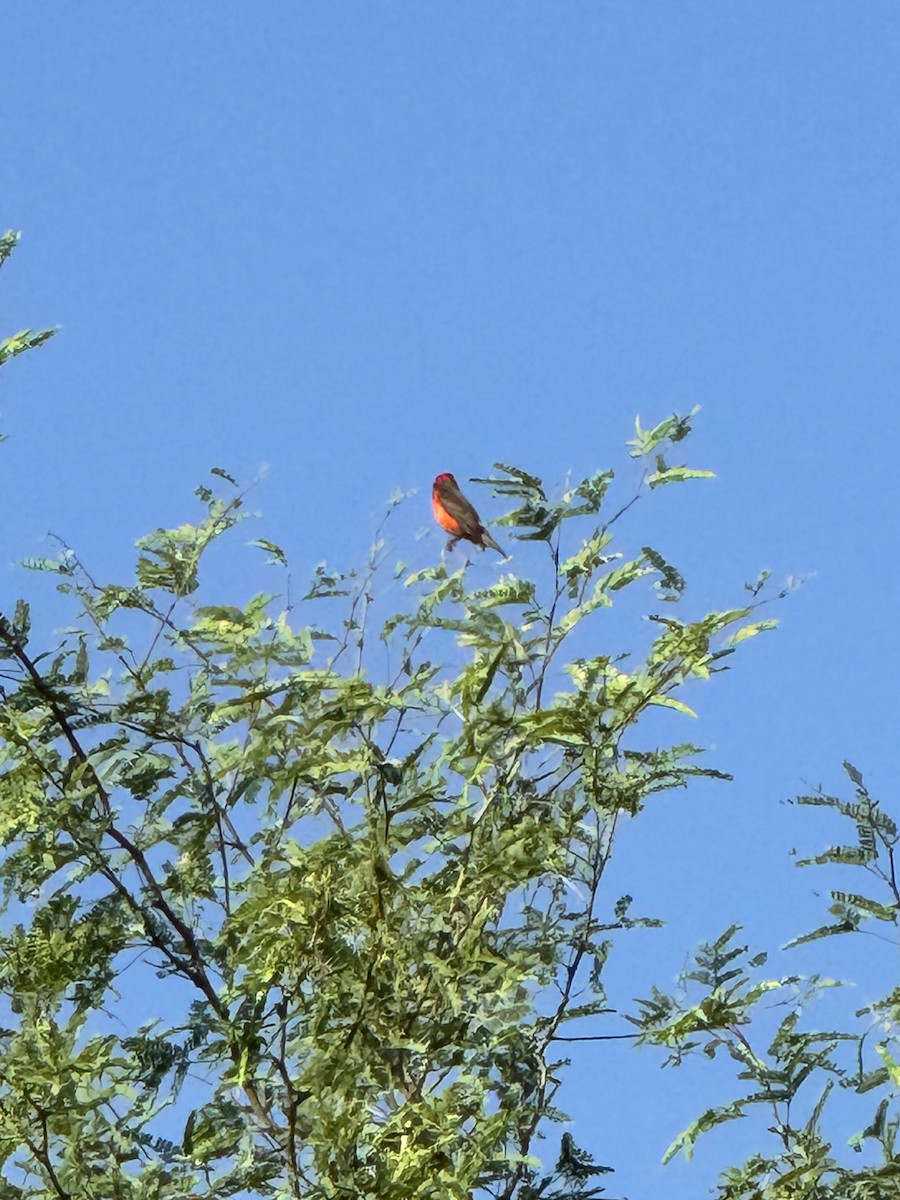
xmin=552 ymin=1032 xmax=637 ymax=1042
xmin=533 ymin=527 xmax=563 ymax=710
xmin=0 ymin=621 xmax=285 ymax=1155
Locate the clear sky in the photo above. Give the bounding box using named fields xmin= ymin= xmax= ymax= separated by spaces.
xmin=2 ymin=4 xmax=899 ymax=1196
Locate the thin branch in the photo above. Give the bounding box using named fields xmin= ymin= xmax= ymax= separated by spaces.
xmin=36 ymin=1111 xmax=70 ymax=1200
xmin=273 ymin=987 xmax=303 ymax=1200
xmin=552 ymin=1032 xmax=637 ymax=1042
xmin=534 ymin=526 xmax=563 ymax=710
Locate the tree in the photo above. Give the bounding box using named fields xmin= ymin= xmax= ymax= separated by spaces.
xmin=0 ymin=236 xmax=777 ymax=1199
xmin=10 ymin=229 xmax=888 ymax=1200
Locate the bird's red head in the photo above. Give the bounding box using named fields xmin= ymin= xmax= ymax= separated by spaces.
xmin=434 ymin=472 xmax=456 ymax=486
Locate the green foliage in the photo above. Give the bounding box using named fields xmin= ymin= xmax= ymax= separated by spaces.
xmin=0 ymin=232 xmax=58 ymax=381
xmin=635 ymin=762 xmax=900 ymax=1198
xmin=0 ymin=396 xmax=780 ymax=1197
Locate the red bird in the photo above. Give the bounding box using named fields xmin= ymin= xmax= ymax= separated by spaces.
xmin=432 ymin=472 xmax=504 ymax=554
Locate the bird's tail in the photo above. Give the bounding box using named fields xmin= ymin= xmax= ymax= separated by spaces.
xmin=480 ymin=529 xmax=505 ymax=555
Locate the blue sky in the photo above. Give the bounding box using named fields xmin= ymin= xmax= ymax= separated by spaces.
xmin=2 ymin=4 xmax=899 ymax=1196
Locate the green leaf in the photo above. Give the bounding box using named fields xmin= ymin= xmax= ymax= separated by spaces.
xmin=783 ymin=921 xmax=859 ymax=949
xmin=843 ymin=760 xmax=865 ymax=787
xmin=553 ymin=585 xmax=612 ymax=636
xmin=0 ymin=326 xmax=58 ymax=367
xmin=468 ymin=576 xmax=536 ymax=610
xmin=250 ymin=537 xmax=288 ymax=567
xmin=627 ymin=406 xmax=701 ymax=458
xmin=647 ymin=462 xmax=715 ymax=489
xmin=0 ymin=228 xmax=21 ymax=269
xmin=830 ymin=891 xmax=898 ymax=922
xmin=642 ymin=545 xmax=686 ymax=601
xmin=472 ymin=462 xmax=547 ymax=499
xmin=728 ymin=618 xmax=778 ymax=645
xmin=12 ymin=599 xmax=30 ymax=646
xmin=600 ymin=555 xmax=653 ymax=593
xmin=648 ymin=695 xmax=697 ymax=718
xmin=662 ymin=1102 xmax=747 ymax=1164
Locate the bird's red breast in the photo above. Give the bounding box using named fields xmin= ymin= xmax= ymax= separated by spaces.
xmin=432 ymin=473 xmax=467 ymax=536
xmin=431 ymin=473 xmax=503 ymax=554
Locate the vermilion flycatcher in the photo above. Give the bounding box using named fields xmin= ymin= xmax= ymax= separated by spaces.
xmin=432 ymin=472 xmax=504 ymax=554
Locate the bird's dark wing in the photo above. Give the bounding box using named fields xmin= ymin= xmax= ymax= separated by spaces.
xmin=435 ymin=478 xmax=484 ymax=540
